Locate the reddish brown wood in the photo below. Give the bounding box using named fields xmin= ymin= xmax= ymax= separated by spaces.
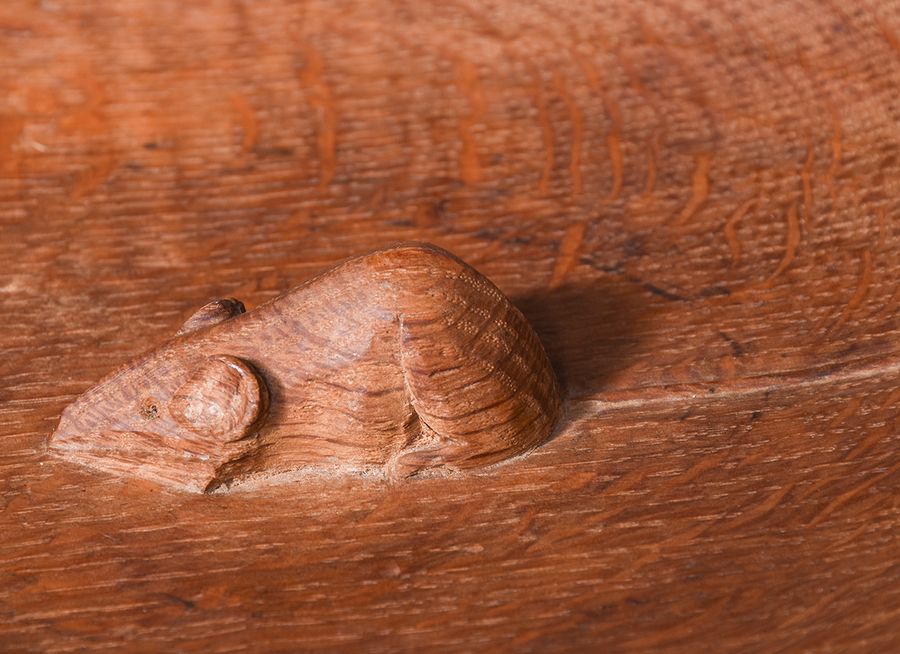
xmin=1 ymin=0 xmax=899 ymax=651
xmin=49 ymin=244 xmax=561 ymax=492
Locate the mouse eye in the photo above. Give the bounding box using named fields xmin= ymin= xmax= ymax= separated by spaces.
xmin=169 ymin=355 xmax=269 ymax=442
xmin=139 ymin=397 xmax=160 ymax=420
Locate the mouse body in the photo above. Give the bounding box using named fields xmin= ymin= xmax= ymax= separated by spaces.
xmin=49 ymin=243 xmax=561 ymax=492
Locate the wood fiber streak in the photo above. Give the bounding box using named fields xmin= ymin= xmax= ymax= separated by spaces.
xmin=0 ymin=0 xmax=898 ymax=651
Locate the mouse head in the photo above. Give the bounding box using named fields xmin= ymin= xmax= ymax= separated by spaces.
xmin=49 ymin=300 xmax=270 ymax=492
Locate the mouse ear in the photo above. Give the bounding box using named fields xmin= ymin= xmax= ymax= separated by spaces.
xmin=177 ymin=298 xmax=245 ymax=336
xmin=170 ymin=355 xmax=269 ymax=442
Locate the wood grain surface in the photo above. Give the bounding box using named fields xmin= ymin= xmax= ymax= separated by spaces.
xmin=1 ymin=0 xmax=898 ymax=651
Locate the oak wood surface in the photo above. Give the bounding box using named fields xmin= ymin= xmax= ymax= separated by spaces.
xmin=1 ymin=0 xmax=898 ymax=651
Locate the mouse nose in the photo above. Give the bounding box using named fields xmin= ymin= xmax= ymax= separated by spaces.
xmin=48 ymin=403 xmax=84 ymax=451
xmin=48 ymin=394 xmax=107 ymax=452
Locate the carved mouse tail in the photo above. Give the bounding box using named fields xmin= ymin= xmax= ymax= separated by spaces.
xmin=386 ymin=245 xmax=561 ymax=475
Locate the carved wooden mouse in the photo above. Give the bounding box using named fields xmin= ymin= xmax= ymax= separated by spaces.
xmin=49 ymin=244 xmax=562 ymax=492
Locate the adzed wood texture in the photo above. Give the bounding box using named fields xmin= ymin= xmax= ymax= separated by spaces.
xmin=1 ymin=0 xmax=899 ymax=651
xmin=49 ymin=243 xmax=562 ymax=491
